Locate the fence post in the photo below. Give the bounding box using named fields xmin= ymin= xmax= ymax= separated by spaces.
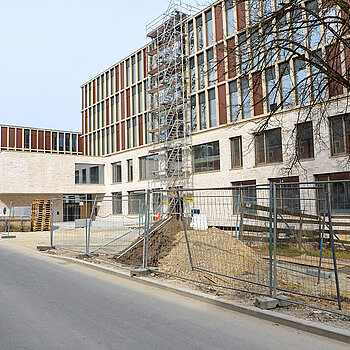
xmin=87 ymin=196 xmax=98 ymax=255
xmin=143 ymin=189 xmax=151 ymax=269
xmin=269 ymin=183 xmax=273 ymax=298
xmin=177 ymin=190 xmax=194 ymax=270
xmin=273 ymin=183 xmax=277 ymax=299
xmin=6 ymin=201 xmax=13 ymax=236
xmin=50 ymin=199 xmax=54 ymax=247
xmin=325 ymin=187 xmax=342 ymax=310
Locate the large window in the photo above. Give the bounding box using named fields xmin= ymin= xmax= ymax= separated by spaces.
xmin=190 ymin=58 xmax=196 ymax=92
xmin=75 ymin=164 xmax=104 ymax=185
xmin=226 ymin=0 xmax=235 ymax=36
xmin=193 ymin=141 xmax=220 ymax=173
xmin=51 ymin=132 xmax=57 ymax=151
xmin=199 ymin=92 xmax=206 ymax=129
xmin=90 ymin=166 xmax=100 ymax=184
xmin=190 ymin=96 xmax=197 ymax=132
xmin=128 ymin=191 xmax=145 ymax=215
xmin=294 ymin=58 xmax=307 ymax=105
xmin=208 ymin=89 xmax=216 ymax=127
xmin=229 ymin=81 xmax=239 ymax=121
xmin=196 ymin=16 xmax=203 ymax=50
xmin=207 ymin=49 xmax=215 ymax=86
xmin=241 ymin=78 xmax=251 ymax=119
xmin=296 ymin=122 xmax=314 ymax=159
xmin=279 ymin=63 xmax=292 ymax=109
xmin=188 ymin=21 xmax=195 ymax=55
xmin=306 ymin=0 xmax=321 ymax=48
xmin=198 ymin=53 xmax=205 ymax=89
xmin=271 ymin=176 xmax=300 ymax=211
xmin=330 ymin=115 xmax=350 ymax=155
xmin=139 ymin=155 xmax=159 ymax=180
xmin=266 ymin=67 xmax=277 ymax=112
xmin=127 ymin=159 xmax=133 ymax=182
xmin=232 ymin=180 xmax=257 ymax=214
xmin=112 ymin=162 xmax=122 ymax=183
xmin=205 ymin=10 xmax=213 ymax=46
xmin=255 ymin=128 xmax=283 ymax=165
xmin=230 ymin=136 xmax=242 ymax=168
xmin=112 ymin=192 xmax=122 ymax=215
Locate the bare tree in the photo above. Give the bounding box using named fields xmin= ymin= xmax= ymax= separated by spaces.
xmin=214 ymin=0 xmax=350 ymax=172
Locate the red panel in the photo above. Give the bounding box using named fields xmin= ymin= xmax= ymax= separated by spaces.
xmin=121 ymin=91 xmax=125 ymax=119
xmin=85 ymin=137 xmax=88 ymax=155
xmin=126 ymin=89 xmax=131 ymax=118
xmin=326 ymin=45 xmax=343 ymax=97
xmin=38 ymin=130 xmax=44 ymax=150
xmin=121 ymin=121 xmax=126 ymax=150
xmin=227 ymin=38 xmax=236 ymax=79
xmin=45 ymin=131 xmax=51 ymax=150
xmin=237 ymin=1 xmax=246 ymax=31
xmin=216 ymin=43 xmax=225 ymax=83
xmin=218 ymin=85 xmax=227 ymax=125
xmin=138 ymin=115 xmax=143 ymax=146
xmin=9 ymin=128 xmax=15 ymax=148
xmin=215 ymin=3 xmax=224 ymax=42
xmin=106 ymin=99 xmax=110 ymax=125
xmin=78 ymin=135 xmax=84 ymax=154
xmin=81 ymin=112 xmax=84 ymax=135
xmin=31 ymin=130 xmax=37 ymax=149
xmin=116 ymin=123 xmax=120 ymax=152
xmin=120 ymin=62 xmax=125 ymax=90
xmin=16 ymin=128 xmax=22 ymax=149
xmin=330 ymin=172 xmax=350 ymax=180
xmin=143 ymin=49 xmax=147 ymax=78
xmin=93 ymin=80 xmax=96 ymax=104
xmin=253 ymin=72 xmax=264 ymax=116
xmin=1 ymin=127 xmax=7 ymax=148
xmin=345 ymin=40 xmax=350 ymax=83
xmin=85 ymin=111 xmax=88 ymax=134
xmin=115 ymin=66 xmax=120 ymax=92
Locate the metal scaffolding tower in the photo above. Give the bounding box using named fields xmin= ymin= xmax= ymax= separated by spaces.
xmin=146 ymin=0 xmax=200 ymax=212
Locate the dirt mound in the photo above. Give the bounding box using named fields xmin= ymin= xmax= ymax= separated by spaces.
xmin=116 ymin=218 xmax=183 ymax=267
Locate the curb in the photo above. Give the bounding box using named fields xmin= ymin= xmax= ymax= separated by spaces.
xmin=44 ymin=252 xmax=350 ymax=345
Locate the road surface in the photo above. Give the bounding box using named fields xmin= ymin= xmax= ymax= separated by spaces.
xmin=0 ymin=242 xmax=347 ymax=350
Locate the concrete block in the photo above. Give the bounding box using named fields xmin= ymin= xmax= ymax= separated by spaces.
xmin=277 ymin=295 xmax=292 ymax=307
xmin=37 ymin=245 xmax=55 ymax=251
xmin=77 ymin=253 xmax=99 ymax=259
xmin=254 ymin=297 xmax=279 ymax=310
xmin=306 ymin=268 xmax=332 ymax=279
xmin=1 ymin=235 xmax=16 ymax=239
xmin=75 ymin=219 xmax=87 ymax=228
xmin=130 ymin=269 xmax=150 ymax=277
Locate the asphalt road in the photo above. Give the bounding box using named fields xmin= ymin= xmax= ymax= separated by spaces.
xmin=0 ymin=243 xmax=347 ymax=350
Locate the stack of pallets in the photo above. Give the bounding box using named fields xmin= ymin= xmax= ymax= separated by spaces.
xmin=31 ymin=200 xmax=51 ymax=231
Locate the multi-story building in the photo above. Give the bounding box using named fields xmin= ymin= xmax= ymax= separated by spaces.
xmin=1 ymin=0 xmax=350 ymax=219
xmin=79 ymin=0 xmax=350 ymax=214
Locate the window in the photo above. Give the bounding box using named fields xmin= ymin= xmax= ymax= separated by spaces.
xmin=51 ymin=132 xmax=57 ymax=151
xmin=208 ymin=89 xmax=216 ymax=127
xmin=72 ymin=134 xmax=77 ymax=153
xmin=296 ymin=122 xmax=314 ymax=159
xmin=266 ymin=67 xmax=277 ymax=112
xmin=128 ymin=191 xmax=145 ymax=215
xmin=315 ymin=172 xmax=350 ymax=214
xmin=106 ymin=71 xmax=109 ymax=97
xmin=255 ymin=128 xmax=283 ymax=165
xmin=232 ymin=180 xmax=257 ymax=214
xmin=127 ymin=159 xmax=133 ymax=182
xmin=112 ymin=162 xmax=122 ymax=183
xmin=226 ymin=0 xmax=234 ymax=36
xmin=97 ymin=77 xmax=100 ymax=101
xmin=199 ymin=92 xmax=206 ymax=129
xmin=238 ymin=33 xmax=248 ymax=74
xmin=116 ymin=94 xmax=120 ymax=121
xmin=75 ymin=170 xmax=79 ymax=184
xmin=139 ymin=155 xmax=159 ymax=180
xmin=191 ymin=96 xmax=197 ymax=131
xmin=310 ymin=50 xmax=325 ymax=102
xmin=196 ymin=16 xmax=203 ymax=50
xmin=131 ymin=56 xmax=136 ymax=84
xmin=250 ymin=0 xmax=259 ymax=24
xmin=193 ymin=141 xmax=220 ymax=173
xmin=112 ymin=192 xmax=122 ymax=214
xmin=230 ymin=136 xmax=242 ymax=168
xmin=59 ymin=133 xmax=64 ymax=152
xmin=270 ymin=177 xmax=300 ymax=211
xmin=207 ymin=49 xmax=215 ymax=86
xmin=291 ymin=9 xmax=304 ymax=52
xmin=111 ymin=125 xmax=115 ymax=153
xmin=126 ymin=59 xmax=130 ymax=87
xmin=205 ymin=10 xmax=213 ymax=46
xmin=101 ymin=75 xmax=104 ymax=99
xmin=111 ymin=96 xmax=115 ymax=123
xmin=229 ymin=81 xmax=239 ymax=122
xmin=188 ymin=21 xmax=195 ymax=55
xmin=82 ymin=169 xmax=87 ymax=184
xmin=190 ymin=57 xmax=196 ymax=92
xmin=127 ymin=119 xmax=131 ymax=148
xmin=279 ymin=63 xmax=292 ymax=109
xmin=198 ymin=53 xmax=205 ymax=89
xmin=102 ymin=129 xmax=105 ymax=155
xmin=137 ymin=52 xmax=142 ymax=81
xmin=138 ymin=84 xmax=143 ymax=113
xmin=306 ymin=0 xmax=321 ymax=48
xmin=132 ymin=117 xmax=137 ymax=147
xmin=325 ymin=6 xmax=338 ymax=44
xmin=132 ymin=87 xmax=136 ymax=115
xmin=111 ymin=68 xmax=115 ymax=94
xmin=294 ymin=58 xmax=307 ymax=105
xmin=330 ymin=115 xmax=350 ymax=155
xmin=90 ymin=166 xmax=99 ymax=184
xmin=241 ymin=78 xmax=251 ymax=119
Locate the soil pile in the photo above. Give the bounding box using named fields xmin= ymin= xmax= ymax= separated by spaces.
xmin=116 ymin=218 xmax=183 ymax=267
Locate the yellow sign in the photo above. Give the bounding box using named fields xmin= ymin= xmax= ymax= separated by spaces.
xmin=185 ymin=197 xmax=194 ymax=203
xmin=163 ymin=201 xmax=169 ymax=205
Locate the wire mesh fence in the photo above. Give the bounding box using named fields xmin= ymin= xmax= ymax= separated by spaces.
xmin=49 ymin=181 xmax=350 ymax=315
xmin=0 ymin=202 xmax=31 ymax=235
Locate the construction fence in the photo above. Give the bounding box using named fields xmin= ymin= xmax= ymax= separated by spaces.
xmin=50 ymin=181 xmax=350 ymax=316
xmin=0 ymin=201 xmax=31 ymax=235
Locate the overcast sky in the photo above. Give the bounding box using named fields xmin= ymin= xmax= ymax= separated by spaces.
xmin=0 ymin=0 xmax=206 ymax=132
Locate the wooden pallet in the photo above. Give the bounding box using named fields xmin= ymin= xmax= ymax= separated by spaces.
xmin=31 ymin=200 xmax=51 ymax=232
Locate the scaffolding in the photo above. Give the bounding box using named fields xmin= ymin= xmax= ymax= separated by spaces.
xmin=146 ymin=0 xmax=200 ymax=212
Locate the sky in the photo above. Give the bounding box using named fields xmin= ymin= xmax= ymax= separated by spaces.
xmin=0 ymin=0 xmax=206 ymax=132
